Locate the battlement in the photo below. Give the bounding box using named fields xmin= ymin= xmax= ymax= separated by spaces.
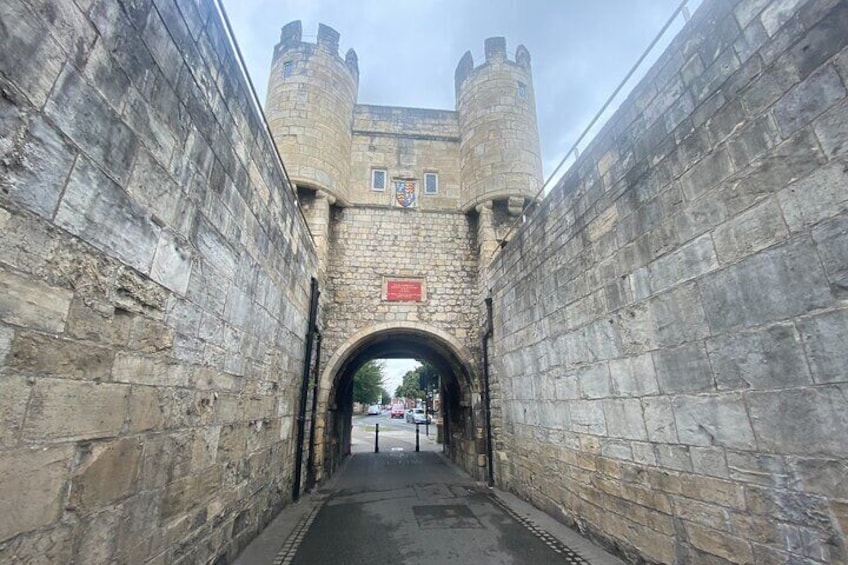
xmin=275 ymin=20 xmax=359 ymax=77
xmin=454 ymin=37 xmax=532 ymax=91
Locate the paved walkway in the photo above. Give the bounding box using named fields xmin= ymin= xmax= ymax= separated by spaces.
xmin=233 ymin=450 xmax=626 ymax=565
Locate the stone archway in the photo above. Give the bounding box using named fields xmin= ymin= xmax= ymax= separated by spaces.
xmin=311 ymin=321 xmax=482 ymax=482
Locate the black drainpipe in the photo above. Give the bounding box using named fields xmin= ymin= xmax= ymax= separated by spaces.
xmin=305 ymin=330 xmax=322 ymax=490
xmin=482 ymin=296 xmax=495 ymax=487
xmin=293 ymin=277 xmax=320 ymax=501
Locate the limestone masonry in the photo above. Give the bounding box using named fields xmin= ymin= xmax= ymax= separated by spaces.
xmin=0 ymin=0 xmax=847 ymax=564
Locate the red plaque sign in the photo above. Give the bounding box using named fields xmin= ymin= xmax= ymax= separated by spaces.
xmin=386 ymin=280 xmax=423 ymax=302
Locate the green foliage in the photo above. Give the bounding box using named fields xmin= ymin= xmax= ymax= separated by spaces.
xmin=394 ymin=362 xmax=439 ymax=399
xmin=353 ymin=360 xmax=384 ymax=405
xmin=381 ymin=388 xmax=391 ymax=405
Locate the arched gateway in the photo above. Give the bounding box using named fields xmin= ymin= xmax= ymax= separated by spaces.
xmin=313 ymin=322 xmax=479 ymax=480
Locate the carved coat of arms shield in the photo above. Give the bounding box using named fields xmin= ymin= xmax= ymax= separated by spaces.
xmin=394 ymin=179 xmax=417 ymax=208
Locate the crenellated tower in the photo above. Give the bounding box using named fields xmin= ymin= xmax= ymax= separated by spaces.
xmin=455 ymin=38 xmax=543 ymax=215
xmin=266 ymin=21 xmax=359 ymax=205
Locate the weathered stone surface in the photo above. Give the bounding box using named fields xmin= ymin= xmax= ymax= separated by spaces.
xmin=773 ymin=65 xmax=846 ymax=137
xmin=707 ymin=322 xmax=812 ymax=390
xmin=653 ymin=343 xmax=715 ymax=394
xmin=0 ymin=268 xmax=72 ymax=333
xmin=608 ymin=353 xmax=658 ymax=397
xmin=7 ymin=332 xmax=114 ymax=379
xmin=23 ymin=379 xmax=129 ymax=441
xmin=0 ymin=445 xmax=74 ymax=541
xmin=812 ymin=214 xmax=848 ymax=298
xmin=712 ymin=198 xmax=788 ymax=265
xmin=699 ymin=237 xmax=832 ymax=333
xmin=70 ymin=437 xmax=143 ymax=508
xmin=777 ymin=159 xmax=848 ymax=232
xmin=672 ymin=394 xmax=757 ymax=450
xmin=603 ymin=398 xmax=648 ymax=440
xmin=747 ymin=385 xmax=848 ymax=456
xmin=648 ymin=234 xmax=718 ymax=292
xmin=0 ymin=113 xmax=75 ymax=220
xmin=642 ymin=396 xmax=678 ymax=443
xmin=55 ymin=156 xmax=160 ymax=274
xmin=798 ymin=309 xmax=848 ymax=384
xmin=0 ymin=523 xmax=74 ymax=564
xmin=0 ymin=376 xmax=29 ymax=447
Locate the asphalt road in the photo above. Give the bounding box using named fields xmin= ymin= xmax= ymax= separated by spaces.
xmin=288 ymin=450 xmax=597 ymax=565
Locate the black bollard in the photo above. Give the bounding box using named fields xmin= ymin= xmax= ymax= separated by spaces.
xmin=415 ymin=424 xmax=420 ymax=452
xmin=375 ymin=423 xmax=379 ymax=453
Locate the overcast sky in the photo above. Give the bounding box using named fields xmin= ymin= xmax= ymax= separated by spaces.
xmin=219 ymin=0 xmax=700 ymax=391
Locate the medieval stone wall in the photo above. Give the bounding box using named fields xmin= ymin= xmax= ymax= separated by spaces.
xmin=349 ymin=105 xmax=462 ymax=210
xmin=486 ymin=0 xmax=848 ymax=562
xmin=324 ymin=207 xmax=478 ymax=354
xmin=0 ymin=0 xmax=317 ymax=563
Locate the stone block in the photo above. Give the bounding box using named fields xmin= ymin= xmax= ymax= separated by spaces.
xmin=648 ymin=233 xmax=718 ymax=292
xmin=70 ymin=437 xmax=143 ymax=509
xmin=799 ymin=309 xmax=848 ymax=384
xmin=568 ymin=400 xmax=606 ymax=435
xmin=812 ymin=214 xmax=848 ymax=299
xmin=760 ymin=0 xmax=806 ymax=36
xmin=712 ymin=198 xmax=789 ymax=265
xmin=23 ymin=379 xmax=129 ymax=441
xmin=779 ymin=159 xmax=848 ymax=234
xmin=672 ymin=496 xmax=731 ymax=531
xmin=686 ymin=521 xmax=754 ymax=562
xmin=65 ymin=299 xmax=132 ymax=346
xmin=0 ymin=445 xmax=74 ymax=540
xmin=653 ymin=343 xmax=715 ymax=394
xmin=725 ymin=128 xmax=825 ymax=217
xmin=746 ymin=385 xmax=848 ymax=456
xmin=0 ymin=376 xmax=29 ymax=447
xmin=655 ymin=444 xmax=692 ymax=472
xmin=690 ymin=446 xmax=729 ymax=478
xmin=0 ymin=522 xmax=74 ymax=564
xmin=44 ymin=66 xmax=138 ymax=184
xmin=0 ymin=268 xmax=72 ymax=333
xmin=773 ymin=65 xmax=846 ymax=138
xmin=126 ymin=149 xmax=194 ymax=237
xmin=642 ymin=396 xmax=678 ymax=443
xmin=813 ymin=98 xmax=848 ymax=158
xmin=112 ymin=352 xmax=191 ymax=387
xmin=603 ymin=398 xmax=648 ymax=440
xmin=790 ymin=1 xmax=848 ymax=80
xmin=727 ymin=450 xmax=788 ymax=487
xmin=707 ymin=322 xmax=812 ymax=390
xmin=617 ymin=283 xmax=709 ymax=353
xmin=787 ymin=456 xmax=848 ymax=499
xmin=699 ymin=237 xmax=832 ymax=333
xmin=127 ymin=386 xmax=165 ymax=433
xmin=55 ymin=156 xmax=160 ymax=274
xmin=7 ymin=331 xmax=114 ymax=380
xmin=150 ymin=231 xmax=193 ymax=295
xmin=679 ymin=147 xmax=735 ymax=202
xmin=576 ymin=362 xmax=611 ymax=399
xmin=608 ymin=353 xmax=659 ymax=397
xmin=0 ymin=114 xmax=75 ymax=220
xmin=0 ymin=0 xmax=66 ymax=107
xmin=672 ymin=393 xmax=757 ymax=450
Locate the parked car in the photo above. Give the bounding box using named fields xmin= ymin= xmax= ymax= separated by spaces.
xmin=406 ymin=408 xmax=431 ymax=424
xmin=367 ymin=404 xmax=380 ymax=415
xmin=390 ymin=404 xmax=406 ymax=418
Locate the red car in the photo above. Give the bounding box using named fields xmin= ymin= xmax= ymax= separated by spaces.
xmin=390 ymin=404 xmax=405 ymax=418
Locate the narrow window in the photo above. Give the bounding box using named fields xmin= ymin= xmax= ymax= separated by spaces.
xmin=283 ymin=61 xmax=294 ymax=77
xmin=372 ymin=169 xmax=387 ymax=191
xmin=424 ymin=172 xmax=438 ymax=195
xmin=517 ymin=81 xmax=526 ymax=98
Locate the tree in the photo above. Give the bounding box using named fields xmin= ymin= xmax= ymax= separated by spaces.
xmin=381 ymin=388 xmax=391 ymax=405
xmin=394 ymin=362 xmax=440 ymax=399
xmin=352 ymin=360 xmax=384 ymax=405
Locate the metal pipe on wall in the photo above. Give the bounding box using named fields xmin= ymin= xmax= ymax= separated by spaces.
xmin=293 ymin=278 xmax=320 ymax=501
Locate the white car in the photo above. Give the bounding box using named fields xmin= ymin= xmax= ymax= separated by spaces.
xmin=406 ymin=408 xmax=431 ymax=424
xmin=367 ymin=404 xmax=380 ymax=415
